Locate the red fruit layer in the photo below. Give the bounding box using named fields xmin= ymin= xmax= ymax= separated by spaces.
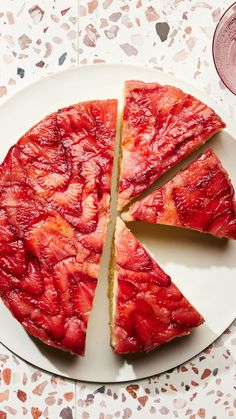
xmin=123 ymin=149 xmax=236 ymax=240
xmin=118 ymin=80 xmax=225 ymax=209
xmin=0 ymin=99 xmax=117 ymax=355
xmin=112 ymin=218 xmax=203 ymax=354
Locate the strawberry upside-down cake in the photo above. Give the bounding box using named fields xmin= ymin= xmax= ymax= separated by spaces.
xmin=0 ymin=99 xmax=118 ymax=355
xmin=0 ymin=79 xmax=232 ymax=357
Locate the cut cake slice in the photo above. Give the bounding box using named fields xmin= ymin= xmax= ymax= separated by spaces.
xmin=122 ymin=149 xmax=236 ymax=240
xmin=110 ymin=218 xmax=204 ymax=354
xmin=118 ymin=80 xmax=225 ymax=209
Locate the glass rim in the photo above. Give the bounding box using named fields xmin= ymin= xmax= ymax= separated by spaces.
xmin=212 ymin=2 xmax=236 ymax=95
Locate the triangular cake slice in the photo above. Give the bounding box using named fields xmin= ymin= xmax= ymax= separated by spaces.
xmin=0 ymin=99 xmax=118 ymax=355
xmin=117 ymin=80 xmax=225 ymax=209
xmin=110 ymin=218 xmax=203 ymax=354
xmin=122 ymin=149 xmax=236 ymax=240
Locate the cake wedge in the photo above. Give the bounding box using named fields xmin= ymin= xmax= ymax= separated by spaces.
xmin=110 ymin=218 xmax=204 ymax=354
xmin=117 ymin=80 xmax=225 ymax=210
xmin=122 ymin=149 xmax=236 ymax=240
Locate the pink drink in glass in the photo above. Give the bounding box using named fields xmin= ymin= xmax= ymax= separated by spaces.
xmin=213 ymin=3 xmax=236 ymax=94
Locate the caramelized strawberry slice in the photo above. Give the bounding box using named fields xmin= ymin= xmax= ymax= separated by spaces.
xmin=122 ymin=149 xmax=236 ymax=240
xmin=118 ymin=80 xmax=225 ymax=209
xmin=25 ymin=213 xmax=77 ymax=265
xmin=72 ymin=276 xmax=97 ymax=322
xmin=111 ymin=218 xmax=203 ymax=354
xmin=16 ymin=113 xmax=71 ymax=197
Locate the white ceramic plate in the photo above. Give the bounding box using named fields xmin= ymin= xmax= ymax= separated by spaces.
xmin=0 ymin=64 xmax=235 ymax=383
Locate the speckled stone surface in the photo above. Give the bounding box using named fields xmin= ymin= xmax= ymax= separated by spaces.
xmin=0 ymin=1 xmax=236 ymax=418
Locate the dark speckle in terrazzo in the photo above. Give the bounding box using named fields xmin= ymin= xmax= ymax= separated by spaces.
xmin=155 ymin=22 xmax=170 ymax=42
xmin=17 ymin=67 xmax=25 ymax=78
xmin=58 ymin=52 xmax=67 ymax=65
xmin=126 ymin=384 xmax=139 ymax=399
xmin=59 ymin=407 xmax=73 ymax=419
xmin=94 ymin=386 xmax=105 ymax=394
xmin=85 ymin=394 xmax=94 ymax=407
xmin=36 ymin=60 xmax=45 ymax=68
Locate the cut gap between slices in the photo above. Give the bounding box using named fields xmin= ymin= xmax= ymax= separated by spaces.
xmin=120 ymin=131 xmax=226 ymax=213
xmin=84 ymin=106 xmax=122 ymax=356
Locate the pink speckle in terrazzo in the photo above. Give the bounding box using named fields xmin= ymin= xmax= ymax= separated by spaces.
xmin=104 ymin=25 xmax=119 ymax=39
xmin=17 ymin=389 xmax=27 ymax=402
xmin=4 ymin=406 xmax=17 ymax=416
xmin=197 ymin=407 xmax=206 ymax=418
xmin=2 ymin=368 xmax=11 ymax=385
xmin=191 ymin=2 xmax=212 ymax=11
xmin=120 ymin=43 xmax=138 ymax=56
xmin=173 ymin=398 xmax=187 ymax=409
xmin=53 ymin=36 xmax=63 ymax=44
xmin=100 ymin=18 xmax=109 ymax=28
xmin=103 ymin=0 xmax=113 ymax=10
xmin=109 ymin=12 xmax=122 ymax=22
xmin=45 ymin=395 xmax=57 ymax=406
xmin=6 ymin=11 xmax=14 ymax=25
xmin=28 ymin=5 xmax=44 ymax=23
xmin=159 ymin=406 xmax=169 ymax=415
xmin=145 ymin=6 xmax=160 ymax=21
xmin=88 ymin=0 xmax=98 ymax=14
xmin=0 ymin=86 xmax=7 ymax=97
xmin=18 ymin=34 xmax=32 ymax=50
xmin=131 ymin=33 xmax=144 ymax=46
xmin=173 ymin=48 xmax=188 ymax=61
xmin=44 ymin=42 xmax=52 ymax=57
xmin=61 ymin=8 xmax=71 ymax=16
xmin=192 ymin=366 xmax=199 ymax=375
xmin=79 ymin=5 xmax=87 ymax=17
xmin=121 ymin=15 xmax=132 ymax=28
xmin=64 ymin=392 xmax=74 ymax=402
xmin=187 ymin=36 xmax=197 ymax=50
xmin=31 ymin=407 xmax=42 ymax=419
xmin=212 ymin=7 xmax=221 ymax=23
xmin=123 ymin=407 xmax=132 ymax=418
xmin=31 ymin=371 xmax=42 ymax=383
xmin=84 ymin=24 xmax=100 ymax=47
xmin=201 ymin=368 xmax=211 ymax=379
xmin=0 ymin=391 xmax=9 ymax=403
xmin=32 ymin=381 xmax=48 ymax=396
xmin=138 ymin=395 xmax=148 ymax=407
xmin=67 ymin=30 xmax=76 ymax=40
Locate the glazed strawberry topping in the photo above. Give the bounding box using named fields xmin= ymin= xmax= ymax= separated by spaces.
xmin=0 ymin=99 xmax=117 ymax=355
xmin=123 ymin=149 xmax=236 ymax=240
xmin=118 ymin=80 xmax=225 ymax=209
xmin=112 ymin=218 xmax=203 ymax=354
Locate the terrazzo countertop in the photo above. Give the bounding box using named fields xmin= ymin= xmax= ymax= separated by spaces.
xmin=0 ymin=1 xmax=236 ymax=418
